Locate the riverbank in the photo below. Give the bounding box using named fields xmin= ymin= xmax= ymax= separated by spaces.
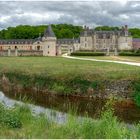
xmin=0 ymin=101 xmax=139 ymax=139
xmin=0 ymin=57 xmax=140 ymax=101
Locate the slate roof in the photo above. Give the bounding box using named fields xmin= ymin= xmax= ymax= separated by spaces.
xmin=0 ymin=39 xmax=36 ymax=45
xmin=44 ymin=25 xmax=56 ymax=37
xmin=57 ymin=38 xmax=79 ymax=44
xmin=133 ymin=38 xmax=140 ymax=42
xmin=80 ymin=28 xmax=131 ymax=38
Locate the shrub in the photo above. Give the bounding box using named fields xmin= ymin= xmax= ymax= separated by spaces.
xmin=51 ymin=83 xmax=72 ymax=95
xmin=119 ymin=52 xmax=140 ymax=56
xmin=133 ymin=82 xmax=140 ymax=107
xmin=71 ymin=52 xmax=105 ymax=56
xmin=0 ymin=105 xmax=22 ymax=128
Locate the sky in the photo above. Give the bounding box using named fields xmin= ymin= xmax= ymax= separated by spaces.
xmin=0 ymin=0 xmax=140 ymax=30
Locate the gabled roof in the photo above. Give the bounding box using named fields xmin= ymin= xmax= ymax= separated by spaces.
xmin=44 ymin=25 xmax=56 ymax=37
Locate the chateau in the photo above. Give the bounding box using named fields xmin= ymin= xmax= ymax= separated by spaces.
xmin=0 ymin=25 xmax=134 ymax=56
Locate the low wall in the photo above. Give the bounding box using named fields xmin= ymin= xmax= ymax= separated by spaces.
xmin=0 ymin=50 xmax=43 ymax=56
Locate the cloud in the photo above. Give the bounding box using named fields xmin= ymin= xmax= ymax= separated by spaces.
xmin=0 ymin=1 xmax=140 ymax=30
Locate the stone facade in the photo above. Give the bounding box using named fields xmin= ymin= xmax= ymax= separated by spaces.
xmin=79 ymin=25 xmax=132 ymax=53
xmin=0 ymin=25 xmax=134 ymax=56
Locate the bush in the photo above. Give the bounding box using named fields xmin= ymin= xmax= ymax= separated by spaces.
xmin=133 ymin=82 xmax=140 ymax=107
xmin=0 ymin=104 xmax=22 ymax=128
xmin=119 ymin=52 xmax=140 ymax=56
xmin=71 ymin=52 xmax=105 ymax=56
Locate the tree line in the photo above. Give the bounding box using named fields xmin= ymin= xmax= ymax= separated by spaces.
xmin=0 ymin=24 xmax=140 ymax=39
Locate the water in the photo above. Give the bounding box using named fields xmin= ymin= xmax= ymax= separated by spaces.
xmin=0 ymin=91 xmax=68 ymax=124
xmin=1 ymin=90 xmax=140 ymax=124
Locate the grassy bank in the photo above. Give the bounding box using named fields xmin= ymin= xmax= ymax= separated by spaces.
xmin=0 ymin=102 xmax=140 ymax=139
xmin=0 ymin=57 xmax=140 ymax=98
xmin=0 ymin=57 xmax=140 ymax=80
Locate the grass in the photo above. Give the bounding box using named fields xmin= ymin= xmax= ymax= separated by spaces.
xmin=0 ymin=56 xmax=140 ymax=80
xmin=0 ymin=101 xmax=140 ymax=139
xmin=0 ymin=56 xmax=140 ymax=103
xmin=74 ymin=55 xmax=140 ymax=62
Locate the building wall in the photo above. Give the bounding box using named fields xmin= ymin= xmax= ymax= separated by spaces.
xmin=0 ymin=50 xmax=43 ymax=56
xmin=118 ymin=36 xmax=132 ymax=50
xmin=42 ymin=37 xmax=57 ymax=56
xmin=80 ymin=36 xmax=93 ymax=50
xmin=132 ymin=40 xmax=140 ymax=50
xmin=0 ymin=44 xmax=33 ymax=50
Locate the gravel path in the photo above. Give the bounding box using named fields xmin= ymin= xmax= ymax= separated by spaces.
xmin=62 ymin=54 xmax=140 ymax=67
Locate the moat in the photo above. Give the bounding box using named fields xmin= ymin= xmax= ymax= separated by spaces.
xmin=1 ymin=90 xmax=140 ymax=124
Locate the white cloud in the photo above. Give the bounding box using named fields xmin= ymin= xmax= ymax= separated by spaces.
xmin=0 ymin=1 xmax=140 ymax=30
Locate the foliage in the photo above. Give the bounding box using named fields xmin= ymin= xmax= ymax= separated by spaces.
xmin=0 ymin=24 xmax=83 ymax=39
xmin=0 ymin=104 xmax=22 ymax=128
xmin=71 ymin=52 xmax=105 ymax=56
xmin=119 ymin=52 xmax=140 ymax=56
xmin=0 ymin=101 xmax=139 ymax=139
xmin=133 ymin=82 xmax=140 ymax=107
xmin=1 ymin=24 xmax=140 ymax=39
xmin=95 ymin=26 xmax=120 ymax=31
xmin=129 ymin=28 xmax=140 ymax=38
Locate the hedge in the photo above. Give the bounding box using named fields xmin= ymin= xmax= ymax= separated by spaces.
xmin=71 ymin=52 xmax=105 ymax=56
xmin=119 ymin=52 xmax=140 ymax=56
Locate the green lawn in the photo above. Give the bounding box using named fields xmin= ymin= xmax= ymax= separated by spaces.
xmin=75 ymin=56 xmax=140 ymax=63
xmin=0 ymin=56 xmax=140 ymax=80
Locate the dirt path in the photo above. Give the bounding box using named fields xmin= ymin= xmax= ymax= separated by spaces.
xmin=62 ymin=54 xmax=140 ymax=67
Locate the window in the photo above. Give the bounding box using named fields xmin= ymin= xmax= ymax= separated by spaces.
xmin=48 ymin=51 xmax=49 ymax=54
xmin=37 ymin=46 xmax=40 ymax=50
xmin=48 ymin=45 xmax=49 ymax=48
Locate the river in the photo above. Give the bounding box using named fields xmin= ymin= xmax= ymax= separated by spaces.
xmin=1 ymin=90 xmax=140 ymax=124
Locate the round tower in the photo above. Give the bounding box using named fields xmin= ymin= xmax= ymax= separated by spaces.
xmin=42 ymin=25 xmax=57 ymax=56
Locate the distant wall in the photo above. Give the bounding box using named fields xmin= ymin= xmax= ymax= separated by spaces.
xmin=133 ymin=39 xmax=140 ymax=50
xmin=0 ymin=50 xmax=43 ymax=56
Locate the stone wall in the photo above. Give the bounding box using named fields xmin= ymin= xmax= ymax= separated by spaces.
xmin=0 ymin=50 xmax=43 ymax=56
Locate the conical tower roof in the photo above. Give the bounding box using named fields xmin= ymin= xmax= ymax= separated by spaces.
xmin=44 ymin=25 xmax=56 ymax=37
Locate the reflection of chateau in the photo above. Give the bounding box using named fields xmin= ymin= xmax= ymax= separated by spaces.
xmin=0 ymin=25 xmax=133 ymax=56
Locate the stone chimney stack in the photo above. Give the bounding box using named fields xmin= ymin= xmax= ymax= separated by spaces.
xmin=124 ymin=25 xmax=128 ymax=36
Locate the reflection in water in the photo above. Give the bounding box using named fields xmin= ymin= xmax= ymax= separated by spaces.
xmin=1 ymin=91 xmax=140 ymax=124
xmin=0 ymin=91 xmax=68 ymax=124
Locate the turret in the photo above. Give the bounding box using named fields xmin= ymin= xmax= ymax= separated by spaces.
xmin=42 ymin=25 xmax=57 ymax=56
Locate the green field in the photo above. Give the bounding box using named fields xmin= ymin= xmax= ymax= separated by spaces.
xmin=75 ymin=56 xmax=140 ymax=63
xmin=0 ymin=56 xmax=140 ymax=80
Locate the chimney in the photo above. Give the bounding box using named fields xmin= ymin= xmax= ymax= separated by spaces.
xmin=125 ymin=25 xmax=128 ymax=31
